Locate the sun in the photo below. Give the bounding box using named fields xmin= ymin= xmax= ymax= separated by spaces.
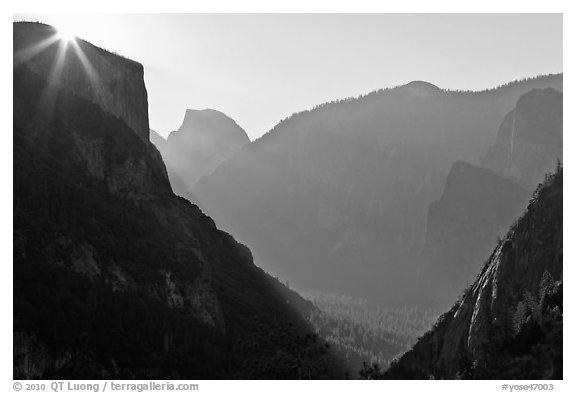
xmin=56 ymin=28 xmax=76 ymax=45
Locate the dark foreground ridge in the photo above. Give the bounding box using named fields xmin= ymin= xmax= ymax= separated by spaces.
xmin=13 ymin=21 xmax=341 ymax=379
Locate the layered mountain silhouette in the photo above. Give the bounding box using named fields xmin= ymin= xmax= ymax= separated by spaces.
xmin=384 ymin=167 xmax=562 ymax=379
xmin=152 ymin=109 xmax=250 ymax=197
xmin=417 ymin=88 xmax=562 ymax=309
xmin=12 ymin=20 xmax=563 ymax=381
xmin=418 ymin=161 xmax=530 ymax=309
xmin=193 ymin=75 xmax=562 ymax=305
xmin=483 ymin=88 xmax=563 ymax=190
xmin=13 ymin=22 xmax=339 ymax=379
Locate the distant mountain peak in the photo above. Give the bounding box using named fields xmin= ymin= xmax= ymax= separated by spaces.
xmin=400 ymin=80 xmax=442 ymax=95
xmin=184 ymin=108 xmax=228 ymax=120
xmin=158 ymin=109 xmax=251 ymax=195
xmin=173 ymin=108 xmax=250 ymax=141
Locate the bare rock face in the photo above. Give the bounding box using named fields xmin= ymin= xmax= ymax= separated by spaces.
xmin=483 ymin=88 xmax=562 ymax=190
xmin=155 ymin=109 xmax=250 ymax=197
xmin=13 ymin=22 xmax=172 ymax=200
xmin=14 ymin=22 xmax=150 ymax=142
xmin=385 ymin=168 xmax=562 ymax=379
xmin=418 ymin=161 xmax=530 ymax=308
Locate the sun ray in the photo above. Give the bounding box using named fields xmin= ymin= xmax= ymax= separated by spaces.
xmin=69 ymin=39 xmax=100 ymax=89
xmin=56 ymin=29 xmax=76 ymax=45
xmin=15 ymin=26 xmax=101 ymax=123
xmin=35 ymin=39 xmax=69 ymax=121
xmin=13 ymin=34 xmax=59 ymax=68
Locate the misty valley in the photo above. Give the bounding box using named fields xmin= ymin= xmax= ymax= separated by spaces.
xmin=13 ymin=19 xmax=562 ymax=380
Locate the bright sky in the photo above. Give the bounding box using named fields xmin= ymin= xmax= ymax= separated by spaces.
xmin=13 ymin=14 xmax=562 ymax=140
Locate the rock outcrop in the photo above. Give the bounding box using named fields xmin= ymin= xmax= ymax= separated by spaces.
xmin=385 ymin=167 xmax=562 ymax=379
xmin=483 ymin=88 xmax=562 ymax=190
xmin=418 ymin=161 xmax=530 ymax=308
xmin=154 ymin=109 xmax=250 ymax=196
xmin=14 ymin=22 xmax=150 ymax=142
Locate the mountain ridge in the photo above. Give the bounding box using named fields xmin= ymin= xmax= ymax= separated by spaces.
xmin=247 ymin=74 xmax=562 ymax=146
xmin=384 ymin=166 xmax=562 ymax=379
xmin=193 ymin=73 xmax=562 ymax=305
xmin=13 ymin=22 xmax=340 ymax=379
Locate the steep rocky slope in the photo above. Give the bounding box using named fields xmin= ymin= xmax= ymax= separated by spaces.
xmin=13 ymin=22 xmax=339 ymax=379
xmin=153 ymin=109 xmax=250 ymax=196
xmin=483 ymin=88 xmax=562 ymax=190
xmin=418 ymin=161 xmax=530 ymax=308
xmin=384 ymin=167 xmax=562 ymax=379
xmin=194 ymin=74 xmax=562 ymax=305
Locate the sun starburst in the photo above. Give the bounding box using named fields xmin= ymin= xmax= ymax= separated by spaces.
xmin=14 ymin=24 xmax=98 ymax=120
xmin=56 ymin=28 xmax=76 ymax=45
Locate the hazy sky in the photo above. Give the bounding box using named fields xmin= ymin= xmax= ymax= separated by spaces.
xmin=14 ymin=14 xmax=562 ymax=140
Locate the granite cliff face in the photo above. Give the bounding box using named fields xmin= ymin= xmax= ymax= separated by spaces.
xmin=483 ymin=88 xmax=562 ymax=190
xmin=154 ymin=109 xmax=250 ymax=197
xmin=385 ymin=168 xmax=562 ymax=379
xmin=418 ymin=161 xmax=530 ymax=308
xmin=14 ymin=22 xmax=150 ymax=142
xmin=13 ymin=22 xmax=338 ymax=379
